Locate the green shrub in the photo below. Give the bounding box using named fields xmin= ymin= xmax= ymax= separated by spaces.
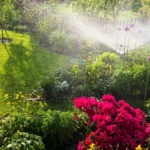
xmin=13 ymin=25 xmax=27 ymax=32
xmin=0 ymin=110 xmax=83 ymax=150
xmin=1 ymin=1 xmax=22 ymax=30
xmin=50 ymin=30 xmax=67 ymax=54
xmin=1 ymin=132 xmax=45 ymax=150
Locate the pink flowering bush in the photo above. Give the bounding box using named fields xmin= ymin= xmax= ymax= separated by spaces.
xmin=73 ymin=94 xmax=150 ymax=150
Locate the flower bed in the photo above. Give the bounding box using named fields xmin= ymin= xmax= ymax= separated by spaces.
xmin=74 ymin=94 xmax=150 ymax=150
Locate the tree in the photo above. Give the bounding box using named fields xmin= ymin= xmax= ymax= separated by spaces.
xmin=140 ymin=0 xmax=150 ymax=18
xmin=72 ymin=0 xmax=132 ymax=20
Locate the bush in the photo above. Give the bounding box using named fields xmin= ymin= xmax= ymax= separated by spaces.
xmin=0 ymin=110 xmax=83 ymax=150
xmin=39 ymin=52 xmax=119 ymax=100
xmin=13 ymin=25 xmax=27 ymax=32
xmin=1 ymin=132 xmax=45 ymax=150
xmin=39 ymin=49 xmax=150 ymax=101
xmin=73 ymin=94 xmax=150 ymax=150
xmin=2 ymin=2 xmax=22 ymax=30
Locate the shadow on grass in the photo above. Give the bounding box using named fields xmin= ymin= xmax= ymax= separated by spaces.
xmin=0 ymin=41 xmax=41 ymax=95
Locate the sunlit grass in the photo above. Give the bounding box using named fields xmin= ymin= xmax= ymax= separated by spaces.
xmin=0 ymin=30 xmax=70 ymax=96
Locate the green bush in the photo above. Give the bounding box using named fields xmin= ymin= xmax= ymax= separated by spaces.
xmin=13 ymin=25 xmax=27 ymax=32
xmin=39 ymin=52 xmax=119 ymax=99
xmin=39 ymin=48 xmax=150 ymax=101
xmin=1 ymin=1 xmax=22 ymax=30
xmin=1 ymin=132 xmax=45 ymax=150
xmin=0 ymin=110 xmax=84 ymax=150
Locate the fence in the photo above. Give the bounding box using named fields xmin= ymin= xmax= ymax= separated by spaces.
xmin=37 ymin=8 xmax=150 ymax=32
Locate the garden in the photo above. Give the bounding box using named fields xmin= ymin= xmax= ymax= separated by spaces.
xmin=0 ymin=0 xmax=150 ymax=149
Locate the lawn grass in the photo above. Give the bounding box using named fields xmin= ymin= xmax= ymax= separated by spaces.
xmin=0 ymin=30 xmax=70 ymax=96
xmin=0 ymin=30 xmax=70 ymax=118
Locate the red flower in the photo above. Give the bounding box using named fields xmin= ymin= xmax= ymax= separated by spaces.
xmin=77 ymin=142 xmax=86 ymax=150
xmin=106 ymin=124 xmax=117 ymax=134
xmin=74 ymin=94 xmax=150 ymax=150
xmin=102 ymin=94 xmax=116 ymax=103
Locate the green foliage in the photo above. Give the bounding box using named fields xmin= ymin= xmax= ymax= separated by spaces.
xmin=131 ymin=0 xmax=142 ymax=12
xmin=0 ymin=110 xmax=83 ymax=150
xmin=112 ymin=48 xmax=150 ymax=99
xmin=141 ymin=0 xmax=150 ymax=18
xmin=50 ymin=30 xmax=67 ymax=54
xmin=13 ymin=25 xmax=27 ymax=32
xmin=1 ymin=132 xmax=45 ymax=150
xmin=40 ymin=74 xmax=60 ymax=100
xmin=72 ymin=0 xmax=133 ymax=19
xmin=0 ymin=1 xmax=22 ymax=30
xmin=39 ymin=52 xmax=120 ymax=99
xmin=39 ymin=47 xmax=150 ymax=101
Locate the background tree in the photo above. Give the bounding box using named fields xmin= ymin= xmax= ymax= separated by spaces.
xmin=140 ymin=0 xmax=150 ymax=18
xmin=72 ymin=0 xmax=132 ymax=20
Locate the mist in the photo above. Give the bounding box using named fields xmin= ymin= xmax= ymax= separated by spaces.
xmin=65 ymin=14 xmax=150 ymax=54
xmin=26 ymin=1 xmax=150 ymax=54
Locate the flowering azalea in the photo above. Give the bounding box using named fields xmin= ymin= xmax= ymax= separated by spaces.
xmin=74 ymin=94 xmax=150 ymax=150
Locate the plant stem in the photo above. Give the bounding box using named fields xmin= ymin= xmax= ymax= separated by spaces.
xmin=144 ymin=68 xmax=149 ymax=110
xmin=123 ymin=32 xmax=127 ymax=69
xmin=115 ymin=30 xmax=120 ymax=52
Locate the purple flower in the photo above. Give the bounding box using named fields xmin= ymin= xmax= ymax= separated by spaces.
xmin=130 ymin=24 xmax=134 ymax=28
xmin=140 ymin=10 xmax=143 ymax=14
xmin=148 ymin=56 xmax=150 ymax=61
xmin=120 ymin=44 xmax=123 ymax=47
xmin=138 ymin=29 xmax=142 ymax=33
xmin=124 ymin=27 xmax=129 ymax=31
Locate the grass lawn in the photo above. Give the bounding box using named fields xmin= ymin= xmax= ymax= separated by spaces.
xmin=0 ymin=30 xmax=70 ymax=95
xmin=0 ymin=30 xmax=70 ymax=118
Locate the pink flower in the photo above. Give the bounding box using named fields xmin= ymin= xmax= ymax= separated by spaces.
xmin=74 ymin=94 xmax=149 ymax=150
xmin=102 ymin=94 xmax=116 ymax=104
xmin=106 ymin=124 xmax=117 ymax=134
xmin=148 ymin=56 xmax=150 ymax=61
xmin=77 ymin=142 xmax=86 ymax=150
xmin=101 ymin=102 xmax=114 ymax=115
xmin=92 ymin=114 xmax=101 ymax=122
xmin=120 ymin=44 xmax=123 ymax=47
xmin=145 ymin=126 xmax=150 ymax=135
